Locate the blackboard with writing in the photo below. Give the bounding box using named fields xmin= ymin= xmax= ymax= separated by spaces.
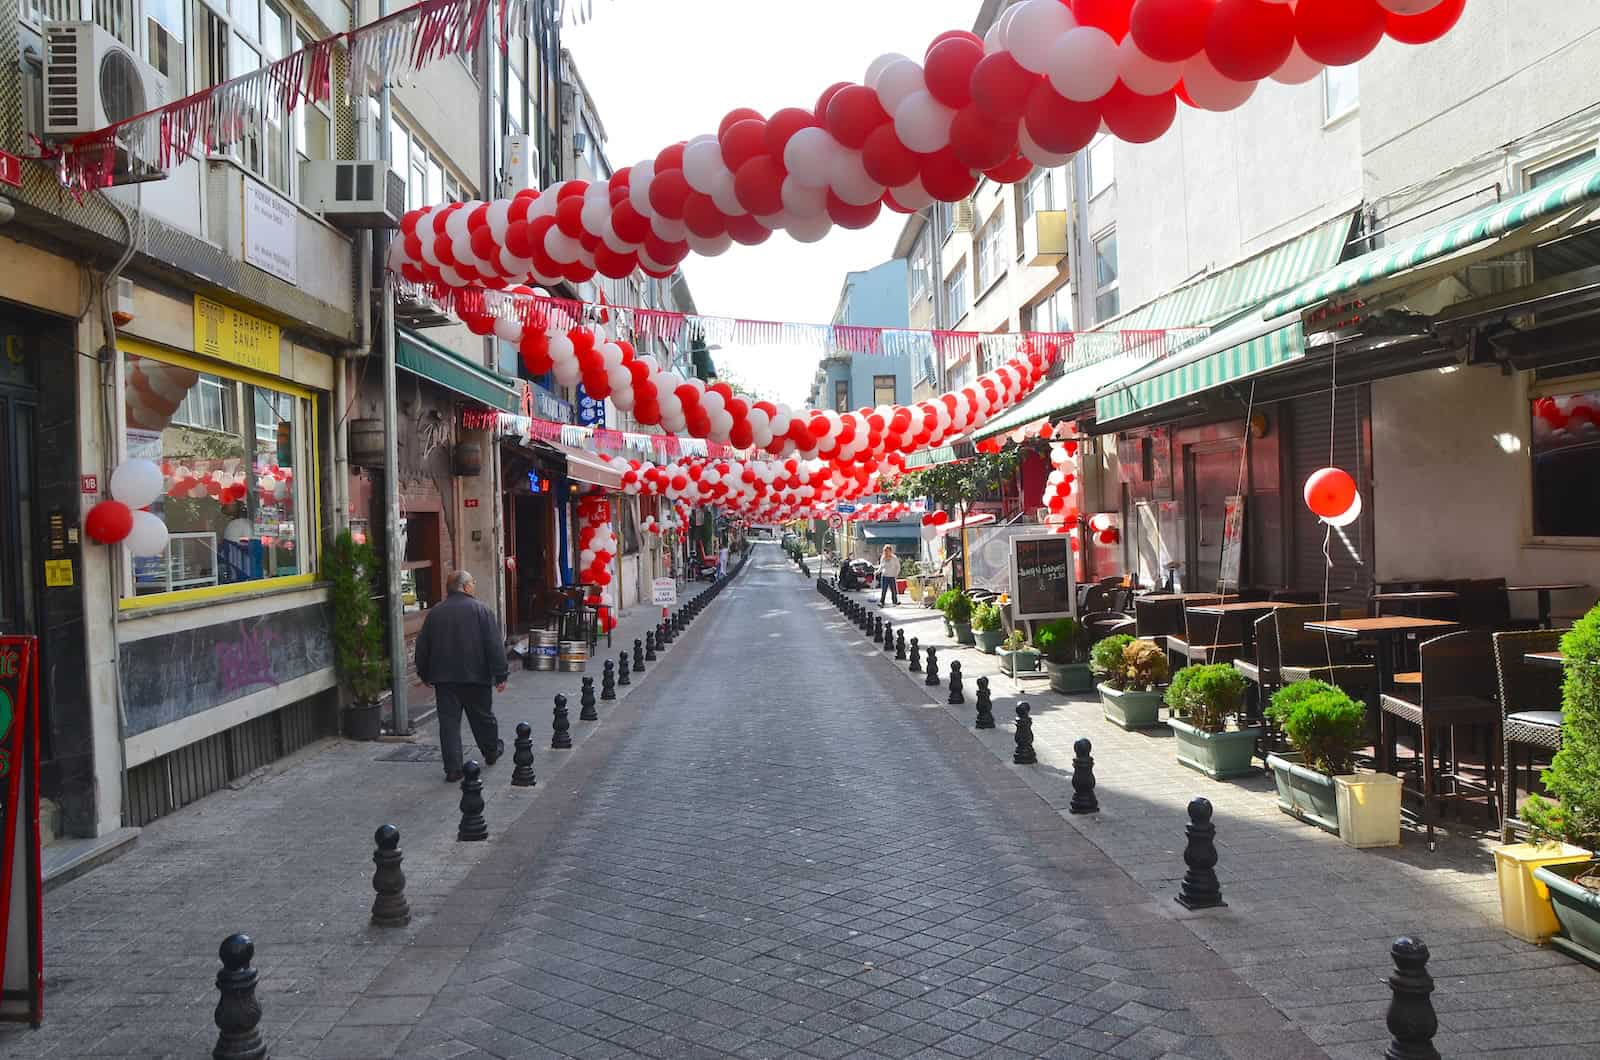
xmin=1011 ymin=536 xmax=1076 ymax=620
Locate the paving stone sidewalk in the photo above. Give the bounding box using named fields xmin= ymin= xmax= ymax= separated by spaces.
xmin=844 ymin=574 xmax=1600 ymax=1059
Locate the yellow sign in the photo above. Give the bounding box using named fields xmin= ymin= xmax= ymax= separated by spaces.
xmin=193 ymin=295 xmax=281 ymax=375
xmin=43 ymin=559 xmax=73 ymax=588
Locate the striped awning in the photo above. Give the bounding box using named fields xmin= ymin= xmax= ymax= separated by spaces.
xmin=902 ymin=440 xmax=974 ymax=469
xmin=1105 ymin=212 xmax=1355 ymax=331
xmin=1264 ymin=155 xmax=1600 ymax=319
xmin=1095 ymin=319 xmax=1305 ymax=426
xmin=396 ymin=328 xmax=522 ymax=413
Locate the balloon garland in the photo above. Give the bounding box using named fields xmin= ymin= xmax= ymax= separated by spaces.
xmin=85 ymin=457 xmax=173 ymax=557
xmin=389 ymin=0 xmax=1467 ymax=290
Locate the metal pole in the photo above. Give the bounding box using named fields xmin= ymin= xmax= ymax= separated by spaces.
xmin=378 ymin=0 xmax=409 ymax=735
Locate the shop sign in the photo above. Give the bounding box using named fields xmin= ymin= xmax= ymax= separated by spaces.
xmin=652 ymin=577 xmax=678 ymax=606
xmin=0 ymin=635 xmax=43 ymax=1024
xmin=0 ymin=150 xmax=19 ymax=188
xmin=463 ymin=498 xmax=480 ymax=508
xmin=575 ymin=383 xmax=606 ymax=427
xmin=194 ymin=296 xmax=281 ymax=375
xmin=1009 ymin=535 xmax=1075 ymax=621
xmin=459 ymin=406 xmax=500 ymax=431
xmin=242 ymin=177 xmax=298 ymax=285
xmin=521 ymin=381 xmax=572 ymax=423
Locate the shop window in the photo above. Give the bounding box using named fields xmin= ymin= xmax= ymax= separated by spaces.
xmin=399 ymin=512 xmax=439 ymax=611
xmin=834 ymin=380 xmax=849 ymax=413
xmin=121 ymin=346 xmax=317 ymax=604
xmin=1530 ymin=389 xmax=1600 ymax=537
xmin=872 ymin=374 xmax=897 ymax=407
xmin=619 ymin=498 xmax=640 ymax=555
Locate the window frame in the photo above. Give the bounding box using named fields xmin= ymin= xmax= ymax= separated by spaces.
xmin=1322 ymin=64 xmax=1360 ymax=126
xmin=944 ymin=259 xmax=969 ymax=325
xmin=1526 ymin=370 xmax=1600 ymax=548
xmin=975 ymin=203 xmax=1006 ymax=297
xmin=1092 ymin=229 xmax=1120 ymax=324
xmin=115 ymin=338 xmax=322 ymax=611
xmin=833 ymin=380 xmax=849 ymax=413
xmin=909 ymin=226 xmax=932 ymax=306
xmin=871 ymin=374 xmax=897 ymax=408
xmin=1087 ymin=134 xmax=1114 ymax=200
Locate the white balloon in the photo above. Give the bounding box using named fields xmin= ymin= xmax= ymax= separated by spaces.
xmin=1047 ymin=26 xmax=1120 ymax=102
xmin=1323 ymin=490 xmax=1364 ymax=529
xmin=1182 ymin=54 xmax=1256 ymax=112
xmin=783 ymin=127 xmax=840 ymax=189
xmin=580 ymin=196 xmax=611 ymax=236
xmin=1377 ymin=0 xmax=1443 ymax=12
xmin=485 ymin=199 xmax=511 ymax=239
xmin=552 ymin=355 xmax=581 ymax=387
xmin=865 ymin=52 xmax=911 ymax=87
xmin=493 ymin=317 xmax=523 ymax=343
xmin=987 ymin=4 xmax=1020 ymax=56
xmin=1008 ymin=0 xmax=1077 ymax=75
xmin=1018 ymin=125 xmax=1072 ymax=168
xmin=628 ymin=160 xmax=656 ymax=216
xmin=830 ymin=151 xmax=884 ymax=206
xmin=650 ymin=214 xmax=689 ymax=242
xmin=682 ymin=137 xmax=725 ymax=193
xmin=1118 ymin=35 xmax=1183 ymax=96
xmin=1270 ymin=42 xmax=1323 ymax=86
xmin=781 ymin=176 xmax=829 ymax=217
xmin=686 ymin=231 xmax=735 ymax=257
xmin=443 ymin=207 xmax=472 ymax=243
xmin=709 ymin=167 xmax=745 ymax=216
xmin=545 ymin=227 xmax=580 ymax=263
xmin=110 ymin=458 xmax=163 ymax=508
xmin=547 ymin=332 xmax=575 ymax=362
xmin=893 ymin=91 xmax=955 ymax=154
xmin=874 ymin=59 xmax=927 ymax=115
xmin=125 ymin=510 xmax=170 ymax=558
xmin=787 ymin=213 xmax=833 ymax=244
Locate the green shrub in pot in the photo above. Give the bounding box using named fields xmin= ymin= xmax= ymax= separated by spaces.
xmin=935 ymin=588 xmax=962 ymax=634
xmin=1090 ymin=634 xmax=1135 ymax=688
xmin=943 ymin=591 xmax=975 ymax=645
xmin=1036 ymin=617 xmax=1093 ymax=693
xmin=1165 ymin=664 xmax=1255 ymax=779
xmin=972 ymin=601 xmax=1005 ymax=653
xmin=1093 ymin=636 xmax=1168 ymax=729
xmin=1267 ymin=681 xmax=1364 ymax=776
xmin=999 ymin=629 xmax=1040 ymax=675
xmin=1263 ymin=680 xmax=1380 ymax=837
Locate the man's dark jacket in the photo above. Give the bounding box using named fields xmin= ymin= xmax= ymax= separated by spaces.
xmin=414 ymin=590 xmax=510 ymax=687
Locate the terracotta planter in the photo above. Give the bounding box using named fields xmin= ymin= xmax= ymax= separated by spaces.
xmin=1168 ymin=719 xmax=1258 ymax=780
xmin=1266 ymin=753 xmax=1339 ymax=834
xmin=1046 ymin=661 xmax=1095 ymax=694
xmin=1494 ymin=843 xmax=1594 ymax=943
xmin=1534 ymin=860 xmax=1600 ymax=969
xmin=975 ymin=628 xmax=1005 ymax=653
xmin=1097 ymin=683 xmax=1164 ymax=730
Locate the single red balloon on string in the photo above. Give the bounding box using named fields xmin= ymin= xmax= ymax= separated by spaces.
xmin=1303 ymin=467 xmax=1358 ymax=518
xmin=1385 ymin=0 xmax=1465 ymax=45
xmin=86 ymin=500 xmax=134 ymax=544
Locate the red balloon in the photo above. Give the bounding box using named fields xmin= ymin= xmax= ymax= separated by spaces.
xmin=825 ymin=85 xmax=891 ymax=150
xmin=949 ymin=104 xmax=1017 ymax=170
xmin=555 ymin=195 xmax=585 ymax=237
xmin=717 ymin=107 xmax=763 ymax=139
xmin=86 ymin=500 xmax=134 ymax=544
xmin=1385 ymin=0 xmax=1465 ymax=45
xmin=826 ymin=193 xmax=881 ymax=230
xmin=724 ymin=213 xmax=772 ymax=246
xmin=765 ymin=107 xmax=817 ymax=158
xmin=1023 ymin=82 xmax=1101 ymax=154
xmin=1206 ymin=0 xmax=1295 ymax=83
xmin=925 ymin=29 xmax=983 ymax=58
xmin=970 ymin=52 xmax=1037 ymax=122
xmin=924 ymin=37 xmax=984 ymax=110
xmin=1130 ymin=0 xmax=1215 ymax=63
xmin=647 ymin=169 xmax=691 ymax=219
xmin=985 ymin=153 xmax=1034 ymax=184
xmin=919 ymin=147 xmax=979 ymax=202
xmin=611 ymin=200 xmax=651 ymax=244
xmin=504 ymin=219 xmax=534 ymax=258
xmin=733 ymin=156 xmax=785 ymax=216
xmin=861 ymin=123 xmax=920 ymax=187
xmin=1303 ymin=467 xmax=1358 ymax=518
xmin=814 ymin=81 xmax=852 ymax=122
xmin=593 ymin=245 xmax=636 ymax=280
xmin=654 ymin=142 xmax=686 ymax=173
xmin=719 ymin=118 xmax=769 ymax=171
xmin=1099 ymin=83 xmax=1177 ymax=144
xmin=1075 ymin=0 xmax=1135 ymax=40
xmin=555 ymin=181 xmax=587 ymax=202
xmin=682 ymin=192 xmax=727 ymax=239
xmin=931 ymin=510 xmax=950 ymax=526
xmin=643 ymin=233 xmax=690 ymax=266
xmin=469 ymin=226 xmax=498 ymax=262
xmin=519 ymin=329 xmax=553 ymax=376
xmin=1295 ymin=0 xmax=1386 ymax=67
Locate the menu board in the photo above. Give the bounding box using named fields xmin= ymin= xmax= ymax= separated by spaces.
xmin=1010 ymin=535 xmax=1076 ymax=621
xmin=0 ymin=636 xmax=42 ymax=1026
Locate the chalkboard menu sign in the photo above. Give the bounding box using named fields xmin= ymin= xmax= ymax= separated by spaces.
xmin=1010 ymin=535 xmax=1076 ymax=621
xmin=0 ymin=636 xmax=42 ymax=1026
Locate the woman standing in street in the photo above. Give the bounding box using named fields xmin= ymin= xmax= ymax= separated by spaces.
xmin=878 ymin=545 xmax=901 ymax=606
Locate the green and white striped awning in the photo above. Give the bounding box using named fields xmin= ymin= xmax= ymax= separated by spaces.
xmin=903 ymin=443 xmax=964 ymax=469
xmin=1105 ymin=212 xmax=1355 ymax=331
xmin=1263 ymin=155 xmax=1600 ymax=319
xmin=1095 ymin=319 xmax=1305 ymax=426
xmin=397 ymin=328 xmax=522 ymax=413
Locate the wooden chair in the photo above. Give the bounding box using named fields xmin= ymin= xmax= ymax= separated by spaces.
xmin=1178 ymin=605 xmax=1245 ymax=667
xmin=1492 ymin=629 xmax=1567 ymax=842
xmin=1378 ymin=629 xmax=1503 ymax=846
xmin=1235 ymin=612 xmax=1283 ymax=762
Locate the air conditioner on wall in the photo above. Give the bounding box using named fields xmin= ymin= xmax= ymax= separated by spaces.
xmin=42 ymin=21 xmax=169 ymax=182
xmin=951 ymin=198 xmax=977 ymax=233
xmin=299 ymin=160 xmax=406 ymax=228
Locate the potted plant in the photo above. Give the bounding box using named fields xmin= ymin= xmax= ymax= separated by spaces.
xmin=1164 ymin=664 xmax=1257 ymax=780
xmin=1522 ymin=605 xmax=1600 ymax=963
xmin=972 ymin=601 xmax=1005 ymax=653
xmin=945 ymin=592 xmax=975 ymax=645
xmin=1264 ymin=681 xmax=1400 ymax=846
xmin=329 ymin=531 xmax=390 ymax=741
xmin=903 ymin=560 xmax=923 ymax=603
xmin=1092 ymin=635 xmax=1169 ymax=729
xmin=1037 ymin=617 xmax=1094 ymax=694
xmin=935 ymin=588 xmax=961 ymax=636
xmin=998 ymin=630 xmax=1040 ymax=677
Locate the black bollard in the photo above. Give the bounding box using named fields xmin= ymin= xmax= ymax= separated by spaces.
xmin=882 ymin=621 xmax=895 ymax=653
xmin=1013 ymin=703 xmax=1037 ymax=764
xmin=618 ymin=650 xmax=631 ymax=686
xmin=1385 ymin=938 xmax=1440 ymax=1060
xmin=371 ymin=824 xmax=410 ymax=927
xmin=212 ymin=934 xmax=266 ymax=1060
xmin=457 ymin=761 xmax=488 ymax=841
xmin=552 ymin=694 xmax=573 ymax=749
xmin=948 ymin=660 xmax=964 ymax=705
xmin=924 ymin=646 xmax=940 ymax=687
xmin=1176 ymin=797 xmax=1226 ymax=910
xmin=909 ymin=637 xmax=922 ymax=673
xmin=579 ymin=676 xmax=599 ymax=720
xmin=601 ymin=661 xmax=617 ymax=701
xmin=645 ymin=631 xmax=658 ymax=661
xmin=895 ymin=629 xmax=906 ymax=660
xmin=511 ymin=722 xmax=536 ymax=787
xmin=872 ymin=615 xmax=884 ymax=641
xmin=633 ymin=637 xmax=645 ymax=672
xmin=975 ymin=676 xmax=994 ymax=729
xmin=1070 ymin=738 xmax=1099 ymax=814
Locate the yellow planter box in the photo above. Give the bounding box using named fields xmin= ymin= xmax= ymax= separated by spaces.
xmin=1493 ymin=842 xmax=1594 ymax=943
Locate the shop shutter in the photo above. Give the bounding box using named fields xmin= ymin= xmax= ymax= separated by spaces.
xmin=1289 ymin=385 xmax=1373 ymax=606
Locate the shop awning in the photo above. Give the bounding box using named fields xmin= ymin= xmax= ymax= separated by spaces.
xmin=941 ymin=513 xmax=997 ymax=535
xmin=902 ymin=439 xmax=973 ymax=469
xmin=1094 ymin=313 xmax=1306 ymax=427
xmin=860 ymin=523 xmax=922 ymax=540
xmin=537 ymin=441 xmax=624 ymax=490
xmin=396 ymin=328 xmax=522 ymax=413
xmin=1263 ymin=156 xmax=1600 ymax=319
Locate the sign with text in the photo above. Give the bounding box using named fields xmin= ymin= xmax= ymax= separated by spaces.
xmin=1009 ymin=535 xmax=1076 ymax=621
xmin=575 ymin=383 xmax=606 ymax=427
xmin=0 ymin=151 xmax=19 ymax=189
xmin=0 ymin=636 xmax=42 ymax=1026
xmin=194 ymin=296 xmax=281 ymax=375
xmin=651 ymin=577 xmax=678 ymax=606
xmin=242 ymin=177 xmax=298 ymax=285
xmin=1220 ymin=495 xmax=1245 ymax=591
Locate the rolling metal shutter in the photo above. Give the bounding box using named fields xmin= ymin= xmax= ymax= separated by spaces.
xmin=1289 ymin=385 xmax=1373 ymax=606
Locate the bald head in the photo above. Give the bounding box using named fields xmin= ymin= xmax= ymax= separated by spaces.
xmin=447 ymin=570 xmax=475 ymax=596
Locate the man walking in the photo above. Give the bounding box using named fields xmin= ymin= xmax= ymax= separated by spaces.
xmin=878 ymin=544 xmax=901 ymax=606
xmin=415 ymin=570 xmax=510 ymax=783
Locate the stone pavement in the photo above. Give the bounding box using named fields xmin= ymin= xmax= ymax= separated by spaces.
xmin=841 ymin=568 xmax=1600 ymax=1059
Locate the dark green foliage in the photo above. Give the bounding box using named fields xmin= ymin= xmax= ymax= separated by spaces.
xmin=1166 ymin=664 xmax=1247 ymax=733
xmin=1090 ymin=633 xmax=1135 ymax=683
xmin=1267 ymin=680 xmax=1365 ymax=776
xmin=1523 ymin=603 xmax=1600 ymax=848
xmin=328 ymin=531 xmax=389 ymax=704
xmin=1034 ymin=617 xmax=1086 ymax=664
xmin=972 ymin=601 xmax=1003 ymax=632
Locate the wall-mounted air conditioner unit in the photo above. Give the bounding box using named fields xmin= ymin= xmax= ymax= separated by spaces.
xmin=300 ymin=160 xmax=405 ymax=228
xmin=951 ymin=198 xmax=977 ymax=233
xmin=571 ymin=130 xmax=587 ymax=157
xmin=42 ymin=21 xmax=168 ymax=182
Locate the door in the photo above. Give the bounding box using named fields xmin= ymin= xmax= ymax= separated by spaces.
xmin=0 ymin=395 xmax=38 ymax=637
xmin=1186 ymin=440 xmax=1246 ymax=593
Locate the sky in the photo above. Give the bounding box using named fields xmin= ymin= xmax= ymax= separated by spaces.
xmin=565 ymin=0 xmax=979 ymax=407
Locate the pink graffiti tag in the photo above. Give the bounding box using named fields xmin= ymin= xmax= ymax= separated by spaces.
xmin=215 ymin=625 xmax=280 ymax=694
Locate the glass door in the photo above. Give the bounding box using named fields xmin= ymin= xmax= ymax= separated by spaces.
xmin=1186 ymin=441 xmax=1246 ymax=594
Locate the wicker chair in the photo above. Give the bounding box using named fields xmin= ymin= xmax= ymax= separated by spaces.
xmin=1178 ymin=605 xmax=1245 ymax=667
xmin=1135 ymin=597 xmax=1184 ymax=655
xmin=1492 ymin=629 xmax=1567 ymax=842
xmin=1378 ymin=629 xmax=1502 ymax=846
xmin=1235 ymin=612 xmax=1283 ymax=761
xmin=1082 ymin=585 xmax=1118 ymax=613
xmin=1081 ymin=610 xmax=1135 ymax=646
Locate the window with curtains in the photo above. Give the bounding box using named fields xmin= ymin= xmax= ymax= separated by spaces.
xmin=121 ymin=345 xmax=318 ymax=603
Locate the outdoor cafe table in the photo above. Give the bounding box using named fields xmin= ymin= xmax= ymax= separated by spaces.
xmin=1525 ymin=650 xmax=1565 ymax=670
xmin=1304 ymin=616 xmax=1460 ymax=690
xmin=1138 ymin=593 xmax=1239 ymax=604
xmin=1185 ymin=600 xmax=1298 ymax=653
xmin=1370 ymin=591 xmax=1458 ymax=618
xmin=1507 ymin=583 xmax=1588 ymax=629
